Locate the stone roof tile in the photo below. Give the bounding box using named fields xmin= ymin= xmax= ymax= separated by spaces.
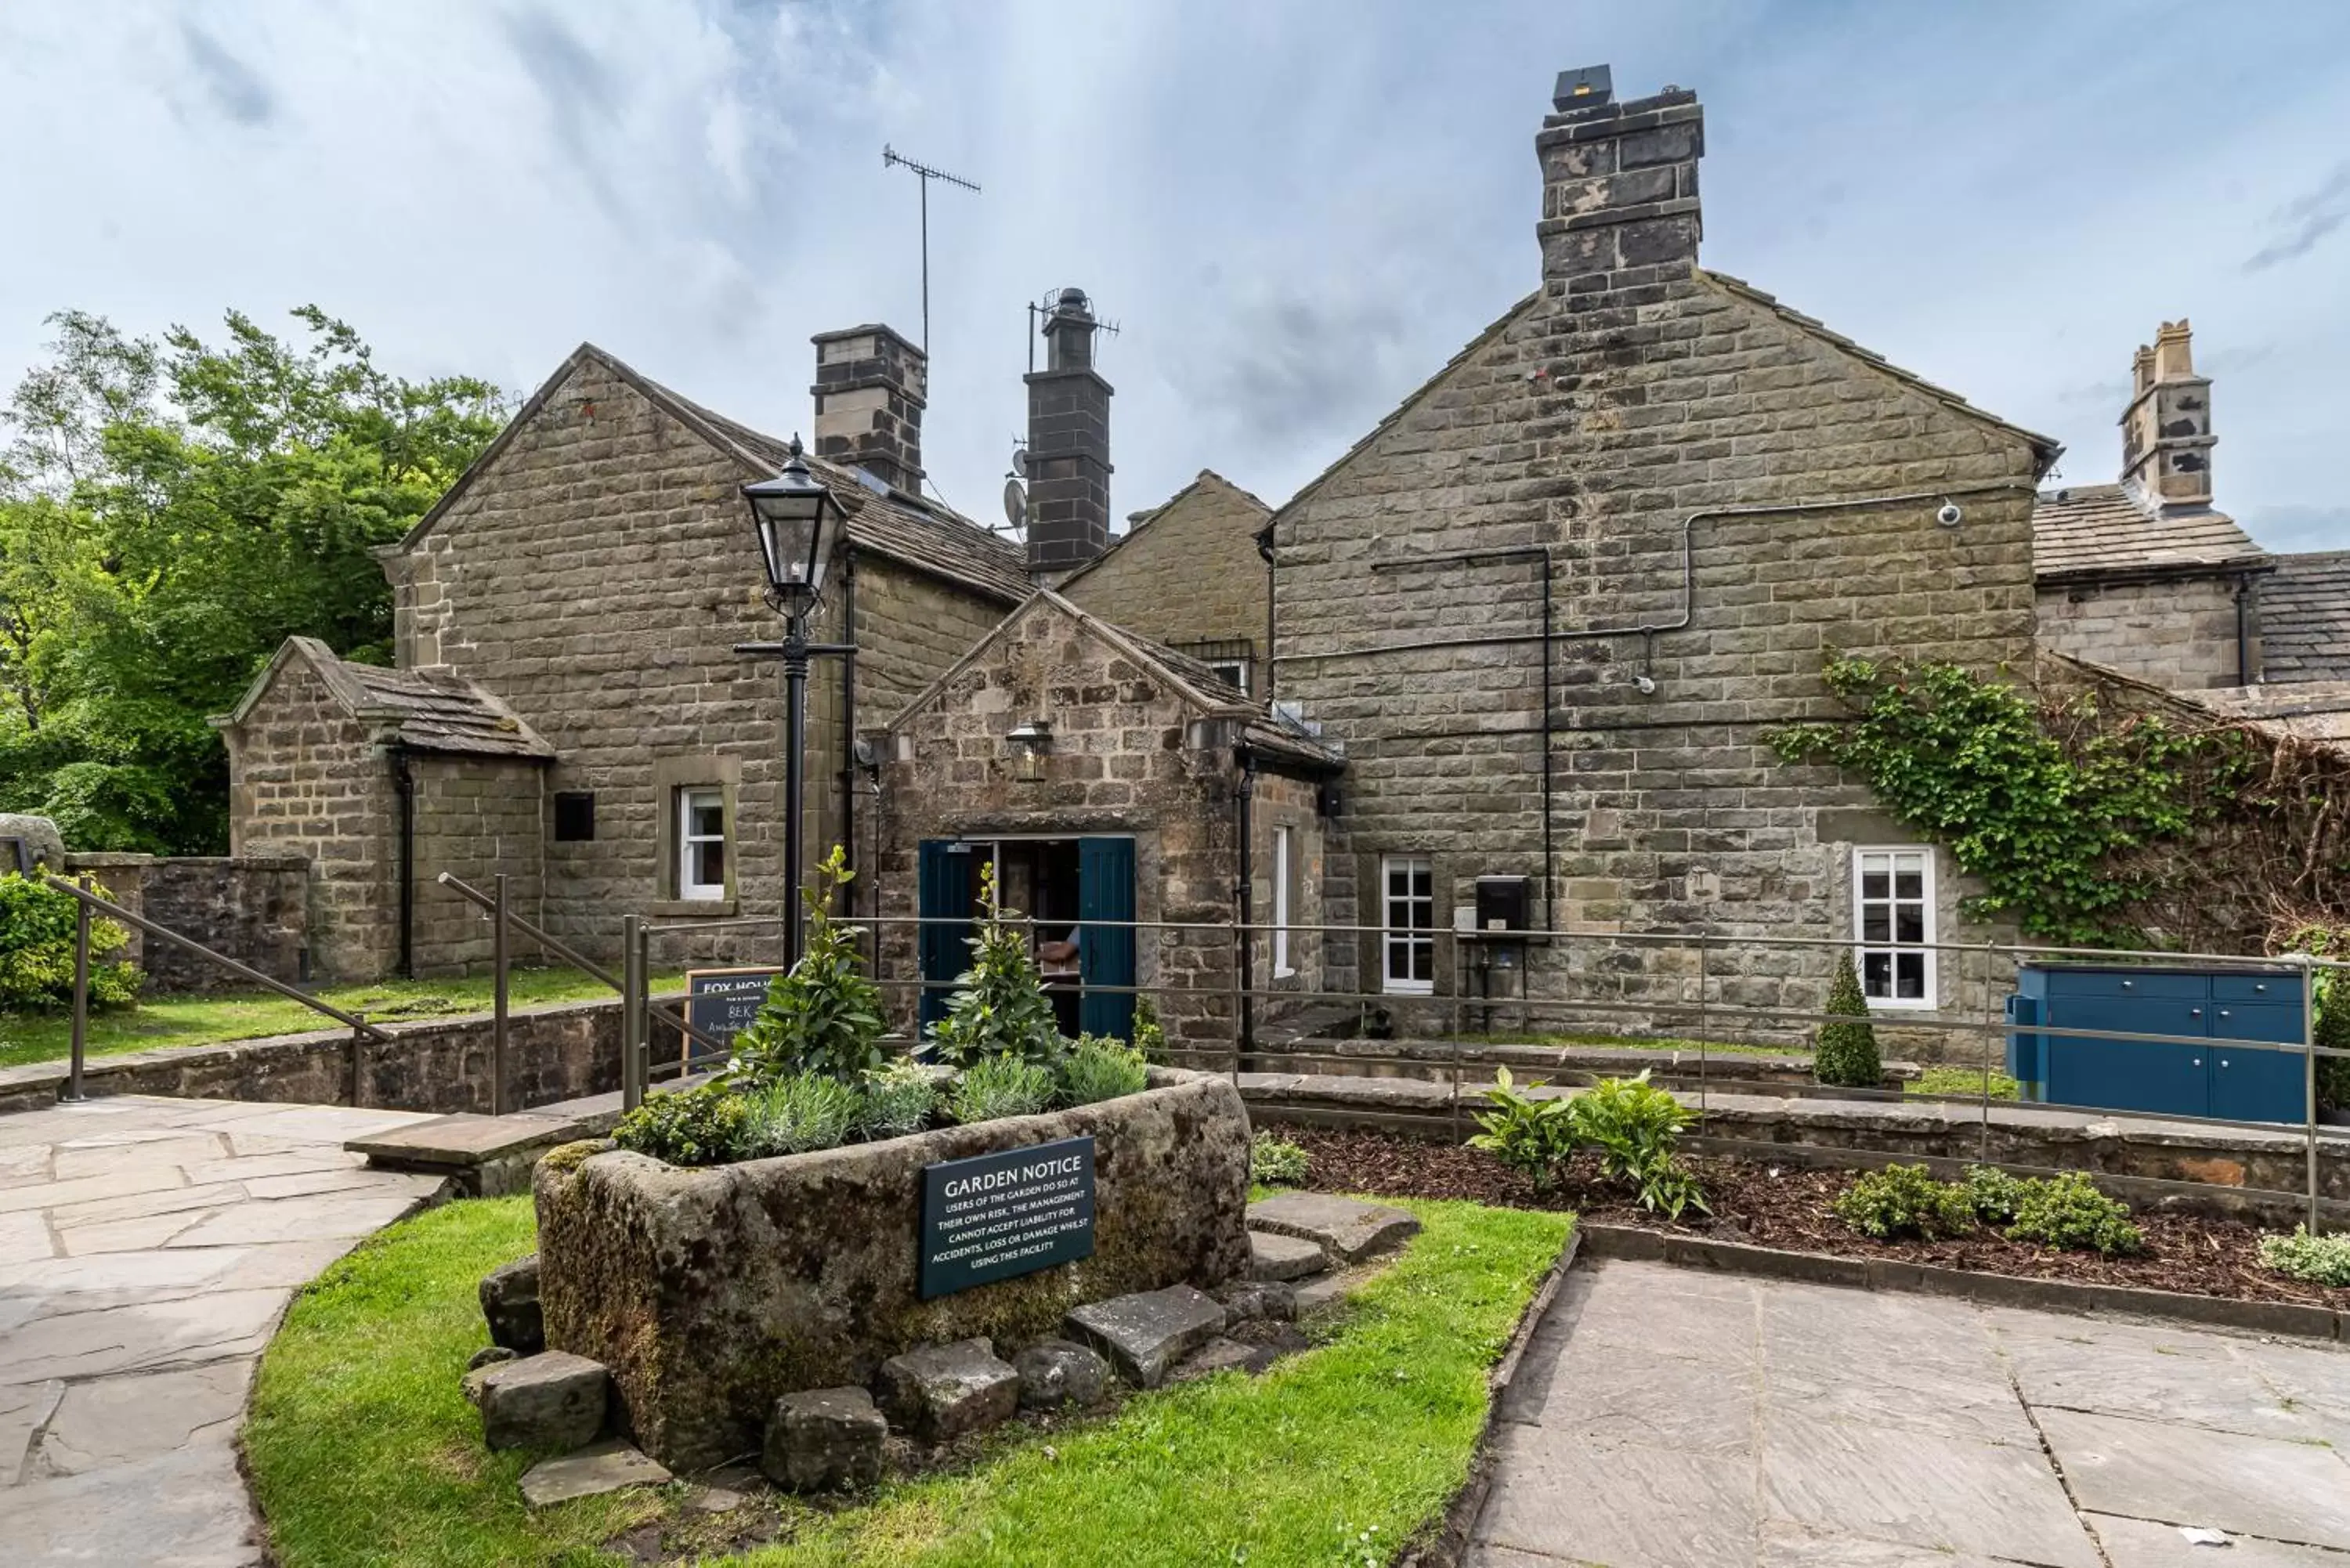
xmin=2260 ymin=550 xmax=2350 ymax=683
xmin=2030 ymin=482 xmax=2267 ymax=579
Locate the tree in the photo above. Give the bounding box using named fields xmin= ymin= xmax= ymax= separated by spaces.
xmin=1814 ymin=948 xmax=1883 ymax=1088
xmin=0 ymin=306 xmax=506 ymax=853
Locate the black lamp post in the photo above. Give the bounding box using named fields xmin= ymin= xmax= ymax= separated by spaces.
xmin=739 ymin=436 xmax=851 ymax=968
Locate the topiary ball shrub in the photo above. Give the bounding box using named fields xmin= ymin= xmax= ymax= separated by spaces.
xmin=0 ymin=872 xmax=141 ymax=1012
xmin=1962 ymin=1164 xmax=2031 ymax=1224
xmin=1831 ymin=1163 xmax=1976 ymax=1241
xmin=610 ymin=1082 xmax=753 ymax=1167
xmin=2004 ymin=1172 xmax=2142 ymax=1255
xmin=1813 ymin=948 xmax=1883 ymax=1089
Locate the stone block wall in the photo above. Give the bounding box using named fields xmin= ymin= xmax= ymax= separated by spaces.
xmin=1063 ymin=473 xmax=1271 ymax=693
xmin=2035 ymin=574 xmax=2254 ymax=691
xmin=408 ymin=754 xmax=548 ymax=976
xmin=59 ymin=852 xmax=312 ymax=993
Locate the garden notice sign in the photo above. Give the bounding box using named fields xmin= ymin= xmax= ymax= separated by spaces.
xmin=919 ymin=1136 xmax=1096 ymax=1299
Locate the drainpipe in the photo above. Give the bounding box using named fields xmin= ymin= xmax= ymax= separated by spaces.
xmin=389 ymin=742 xmax=416 ymax=981
xmin=1255 ymin=519 xmax=1277 ymax=702
xmin=1233 ymin=746 xmax=1257 ymax=1060
xmin=840 ymin=548 xmax=859 ymax=912
xmin=2233 ymin=569 xmax=2255 ymax=687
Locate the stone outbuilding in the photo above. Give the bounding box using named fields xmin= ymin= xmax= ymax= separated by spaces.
xmin=873 ymin=592 xmax=1341 ymax=1052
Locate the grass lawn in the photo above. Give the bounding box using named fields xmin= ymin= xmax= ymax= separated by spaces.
xmin=246 ymin=1194 xmax=1571 ymax=1568
xmin=1906 ymin=1064 xmax=2022 ymax=1100
xmin=1452 ymin=1028 xmax=1798 ymax=1059
xmin=0 ymin=966 xmax=687 ymax=1071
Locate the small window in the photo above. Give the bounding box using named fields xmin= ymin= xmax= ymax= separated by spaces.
xmin=1382 ymin=854 xmax=1434 ymax=995
xmin=553 ymin=792 xmax=596 ymax=842
xmin=677 ymin=787 xmax=728 ymax=901
xmin=1206 ymin=659 xmax=1250 ymax=695
xmin=1854 ymin=847 xmax=1935 ymax=1008
xmin=1272 ymin=826 xmax=1295 ymax=977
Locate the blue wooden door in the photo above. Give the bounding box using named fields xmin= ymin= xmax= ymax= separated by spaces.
xmin=917 ymin=840 xmax=979 ymax=1033
xmin=2208 ymin=1003 xmax=2308 ymax=1122
xmin=1078 ymin=836 xmax=1137 ymax=1040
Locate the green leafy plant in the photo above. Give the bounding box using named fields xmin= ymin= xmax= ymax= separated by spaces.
xmin=1831 ymin=1164 xmax=1977 ymax=1241
xmin=2004 ymin=1172 xmax=2142 ymax=1255
xmin=1466 ymin=1066 xmax=1576 ymax=1193
xmin=1569 ymin=1071 xmax=1708 ymax=1219
xmin=609 ymin=1082 xmax=752 ymax=1168
xmin=728 ymin=847 xmax=884 ymax=1087
xmin=0 ymin=873 xmax=140 ymax=1012
xmin=2280 ymin=928 xmax=2350 ymax=1113
xmin=1059 ymin=1035 xmax=1148 ymax=1107
xmin=739 ymin=1071 xmax=862 ymax=1158
xmin=1963 ymin=1164 xmax=2032 ymax=1224
xmin=927 ymin=861 xmax=1066 ymax=1071
xmin=1131 ymin=992 xmax=1168 ymax=1064
xmin=1250 ymin=1133 xmax=1311 ymax=1187
xmin=947 ymin=1054 xmax=1058 ymax=1125
xmin=859 ymin=1058 xmax=939 ymax=1141
xmin=1813 ymin=948 xmax=1882 ymax=1089
xmin=2257 ymin=1225 xmax=2350 ymax=1288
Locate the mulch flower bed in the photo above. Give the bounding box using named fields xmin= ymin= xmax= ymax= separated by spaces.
xmin=1282 ymin=1126 xmax=2350 ymax=1311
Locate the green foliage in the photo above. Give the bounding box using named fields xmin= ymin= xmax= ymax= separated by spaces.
xmin=1250 ymin=1132 xmax=1311 ymax=1187
xmin=1058 ymin=1034 xmax=1148 ymax=1107
xmin=2005 ymin=1172 xmax=2143 ymax=1255
xmin=2281 ymin=928 xmax=2350 ymax=1112
xmin=1831 ymin=1163 xmax=1979 ymax=1241
xmin=1963 ymin=1164 xmax=2032 ymax=1224
xmin=1769 ymin=654 xmax=2242 ymax=946
xmin=739 ymin=1072 xmax=861 ymax=1158
xmin=947 ymin=1054 xmax=1058 ymax=1125
xmin=927 ymin=861 xmax=1066 ymax=1071
xmin=728 ymin=847 xmax=883 ymax=1087
xmin=859 ymin=1058 xmax=939 ymax=1141
xmin=609 ymin=1082 xmax=750 ymax=1168
xmin=1568 ymin=1070 xmax=1708 ymax=1219
xmin=1466 ymin=1066 xmax=1576 ymax=1193
xmin=1813 ymin=948 xmax=1882 ymax=1089
xmin=1130 ymin=992 xmax=1168 ymax=1064
xmin=2257 ymin=1225 xmax=2350 ymax=1288
xmin=0 ymin=872 xmax=139 ymax=1010
xmin=0 ymin=307 xmax=506 ymax=854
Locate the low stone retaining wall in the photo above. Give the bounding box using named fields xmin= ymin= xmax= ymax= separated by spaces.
xmin=0 ymin=995 xmax=682 ymax=1118
xmin=62 ymin=851 xmax=310 ymax=993
xmin=1246 ymin=1038 xmax=1916 ymax=1094
xmin=534 ymin=1068 xmax=1254 ymax=1471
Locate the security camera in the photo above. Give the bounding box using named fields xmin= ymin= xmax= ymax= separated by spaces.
xmin=1633 ymin=674 xmax=1658 ymax=695
xmin=1935 ymin=500 xmax=1963 ymax=528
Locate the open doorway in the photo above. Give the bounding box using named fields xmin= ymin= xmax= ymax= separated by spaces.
xmin=917 ymin=836 xmax=1137 ymax=1040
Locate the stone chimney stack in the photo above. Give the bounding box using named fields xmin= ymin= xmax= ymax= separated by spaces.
xmin=1023 ymin=287 xmax=1114 ymax=576
xmin=1535 ymin=65 xmax=1705 ymax=281
xmin=810 ymin=324 xmax=926 ymax=494
xmin=2121 ymin=320 xmax=2215 ymax=511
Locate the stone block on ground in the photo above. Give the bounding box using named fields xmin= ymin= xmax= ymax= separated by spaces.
xmin=1249 ymin=1230 xmax=1329 ymax=1281
xmin=763 ymin=1386 xmax=886 ymax=1491
xmin=467 ymin=1345 xmax=518 ymax=1374
xmin=479 ymin=1254 xmax=543 ymax=1354
xmin=1065 ymin=1284 xmax=1229 ymax=1389
xmin=1170 ymin=1336 xmax=1277 ymax=1383
xmin=1246 ymin=1191 xmax=1420 ymax=1264
xmin=1013 ymin=1339 xmax=1112 ymax=1411
xmin=1214 ymin=1279 xmax=1296 ymax=1324
xmin=470 ymin=1350 xmax=608 ymax=1453
xmin=1295 ymin=1263 xmax=1389 ymax=1317
xmin=519 ymin=1439 xmax=670 ymax=1507
xmin=876 ymin=1339 xmax=1020 ymax=1442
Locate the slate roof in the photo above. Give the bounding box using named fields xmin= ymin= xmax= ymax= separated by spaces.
xmin=2030 ymin=483 xmax=2267 ymax=580
xmin=215 ymin=638 xmax=556 ymax=760
xmin=2184 ymin=681 xmax=2350 ymax=747
xmin=2260 ymin=551 xmax=2350 ymax=683
xmin=400 ymin=344 xmax=1032 ymax=605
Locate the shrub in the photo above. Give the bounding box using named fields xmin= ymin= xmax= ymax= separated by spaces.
xmin=2005 ymin=1172 xmax=2142 ymax=1255
xmin=1570 ymin=1071 xmax=1708 ymax=1219
xmin=1131 ymin=992 xmax=1168 ymax=1064
xmin=1832 ymin=1164 xmax=1977 ymax=1241
xmin=859 ymin=1059 xmax=939 ymax=1141
xmin=739 ymin=1072 xmax=862 ymax=1158
xmin=1963 ymin=1164 xmax=2032 ymax=1224
xmin=730 ymin=847 xmax=884 ymax=1087
xmin=1466 ymin=1067 xmax=1575 ymax=1193
xmin=0 ymin=872 xmax=141 ymax=1012
xmin=610 ymin=1082 xmax=752 ymax=1167
xmin=1059 ymin=1035 xmax=1148 ymax=1107
xmin=1250 ymin=1133 xmax=1311 ymax=1187
xmin=927 ymin=862 xmax=1065 ymax=1071
xmin=2258 ymin=1225 xmax=2350 ymax=1288
xmin=2279 ymin=928 xmax=2350 ymax=1111
xmin=948 ymin=1054 xmax=1058 ymax=1125
xmin=1813 ymin=948 xmax=1882 ymax=1089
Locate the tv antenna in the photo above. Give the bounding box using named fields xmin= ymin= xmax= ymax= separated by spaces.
xmin=1027 ymin=287 xmax=1121 ymax=374
xmin=882 ymin=145 xmax=980 ymax=358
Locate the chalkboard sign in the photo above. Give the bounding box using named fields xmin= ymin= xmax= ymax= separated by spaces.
xmin=684 ymin=966 xmax=783 ymax=1057
xmin=919 ymin=1136 xmax=1096 ymax=1299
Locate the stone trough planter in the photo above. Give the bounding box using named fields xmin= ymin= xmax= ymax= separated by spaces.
xmin=534 ymin=1067 xmax=1253 ymax=1470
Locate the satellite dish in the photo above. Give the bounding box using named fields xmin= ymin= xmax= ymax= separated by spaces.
xmin=1001 ymin=477 xmax=1028 ymax=535
xmin=1009 ymin=443 xmax=1029 ymax=478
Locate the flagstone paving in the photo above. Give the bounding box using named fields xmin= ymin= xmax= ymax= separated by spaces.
xmin=0 ymin=1094 xmax=445 ymax=1566
xmin=1472 ymin=1258 xmax=2350 ymax=1567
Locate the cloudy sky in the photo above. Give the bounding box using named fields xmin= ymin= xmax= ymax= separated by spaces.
xmin=4 ymin=1 xmax=2347 ymax=551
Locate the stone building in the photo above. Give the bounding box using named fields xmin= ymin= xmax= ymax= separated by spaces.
xmin=1058 ymin=471 xmax=1274 ymax=697
xmin=1264 ymin=67 xmax=2062 ymax=1046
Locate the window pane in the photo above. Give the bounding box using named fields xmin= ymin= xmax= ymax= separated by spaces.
xmin=1412 ymin=867 xmax=1431 ymax=898
xmin=1386 ymin=943 xmax=1408 ymax=981
xmin=1412 ymin=941 xmax=1432 ymax=981
xmin=1895 ymin=952 xmax=1925 ymax=999
xmin=693 ymin=840 xmax=725 ymax=887
xmin=689 ymin=798 xmax=724 ymax=838
xmin=1863 ymin=952 xmax=1892 ymax=997
xmin=1895 ymin=906 xmax=1924 ymax=943
xmin=1861 ymin=871 xmax=1889 ymax=901
xmin=1388 ymin=864 xmax=1408 ymax=898
xmin=1861 ymin=909 xmax=1890 ymax=943
xmin=1894 ymin=870 xmax=1923 ymax=901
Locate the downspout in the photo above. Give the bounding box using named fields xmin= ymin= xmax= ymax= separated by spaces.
xmin=2233 ymin=569 xmax=2254 ymax=687
xmin=1233 ymin=745 xmax=1257 ymax=1060
xmin=840 ymin=548 xmax=859 ymax=914
xmin=1255 ymin=520 xmax=1277 ymax=702
xmin=389 ymin=742 xmax=416 ymax=981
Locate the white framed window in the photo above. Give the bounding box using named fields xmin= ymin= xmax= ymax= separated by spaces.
xmin=1853 ymin=847 xmax=1935 ymax=1008
xmin=1272 ymin=826 xmax=1294 ymax=977
xmin=1206 ymin=659 xmax=1249 ymax=695
xmin=677 ymin=787 xmax=728 ymax=901
xmin=1382 ymin=854 xmax=1434 ymax=995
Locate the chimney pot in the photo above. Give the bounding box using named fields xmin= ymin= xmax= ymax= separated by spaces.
xmin=809 ymin=323 xmax=926 ymax=494
xmin=2121 ymin=319 xmax=2215 ymax=512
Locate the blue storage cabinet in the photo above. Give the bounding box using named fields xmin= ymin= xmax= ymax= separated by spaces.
xmin=2006 ymin=965 xmax=2307 ymax=1123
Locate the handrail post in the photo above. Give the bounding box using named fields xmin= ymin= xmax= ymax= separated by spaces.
xmin=64 ymin=876 xmax=90 ymax=1104
xmin=621 ymin=915 xmax=644 ymax=1112
xmin=491 ymin=873 xmax=510 ymax=1118
xmin=1695 ymin=931 xmax=1709 ymax=1127
xmin=2304 ymin=953 xmax=2319 ymax=1234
